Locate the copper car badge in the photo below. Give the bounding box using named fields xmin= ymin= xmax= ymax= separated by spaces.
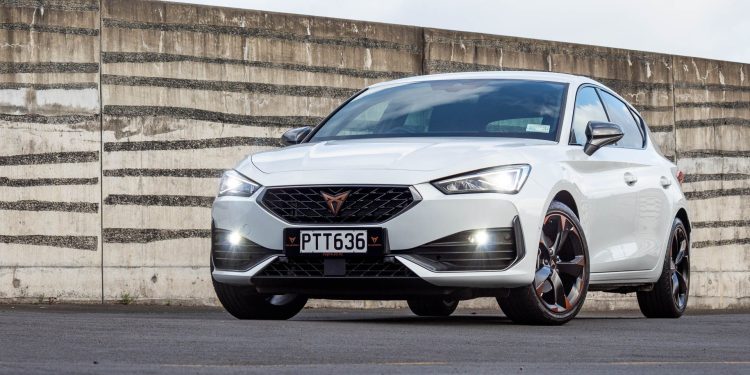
xmin=321 ymin=191 xmax=350 ymax=216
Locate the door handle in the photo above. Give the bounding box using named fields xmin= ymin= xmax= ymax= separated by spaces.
xmin=660 ymin=176 xmax=672 ymax=188
xmin=624 ymin=172 xmax=638 ymax=186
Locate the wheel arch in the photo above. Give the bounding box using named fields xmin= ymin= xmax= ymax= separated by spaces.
xmin=675 ymin=208 xmax=691 ymax=238
xmin=551 ymin=190 xmax=579 ymax=217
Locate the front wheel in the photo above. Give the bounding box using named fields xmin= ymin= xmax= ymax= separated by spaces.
xmin=637 ymin=218 xmax=689 ymax=318
xmin=497 ymin=201 xmax=590 ymax=325
xmin=213 ymin=278 xmax=307 ymax=320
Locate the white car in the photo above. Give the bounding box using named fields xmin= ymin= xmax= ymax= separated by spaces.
xmin=211 ymin=71 xmax=690 ymax=325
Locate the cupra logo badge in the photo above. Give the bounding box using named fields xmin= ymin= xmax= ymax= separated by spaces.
xmin=321 ymin=191 xmax=350 ymax=216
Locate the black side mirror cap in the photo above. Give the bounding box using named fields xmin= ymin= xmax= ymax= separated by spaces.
xmin=281 ymin=126 xmax=312 ymax=145
xmin=583 ymin=121 xmax=624 ymax=156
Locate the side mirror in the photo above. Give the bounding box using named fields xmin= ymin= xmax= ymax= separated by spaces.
xmin=281 ymin=126 xmax=312 ymax=145
xmin=583 ymin=121 xmax=624 ymax=155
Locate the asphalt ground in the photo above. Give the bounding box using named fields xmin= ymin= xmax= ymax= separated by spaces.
xmin=0 ymin=304 xmax=748 ymax=374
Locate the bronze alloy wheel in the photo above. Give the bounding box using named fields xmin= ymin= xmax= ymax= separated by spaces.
xmin=669 ymin=225 xmax=690 ymax=310
xmin=535 ymin=211 xmax=588 ymax=313
xmin=497 ymin=201 xmax=589 ymax=325
xmin=637 ymin=218 xmax=690 ymax=318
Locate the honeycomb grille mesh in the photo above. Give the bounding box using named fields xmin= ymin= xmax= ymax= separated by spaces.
xmin=260 ymin=186 xmax=415 ymax=224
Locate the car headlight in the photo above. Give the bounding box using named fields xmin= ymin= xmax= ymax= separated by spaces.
xmin=432 ymin=165 xmax=531 ymax=194
xmin=218 ymin=170 xmax=261 ymax=197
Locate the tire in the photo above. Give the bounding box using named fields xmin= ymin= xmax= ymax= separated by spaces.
xmin=497 ymin=201 xmax=590 ymax=325
xmin=212 ymin=278 xmax=308 ymax=320
xmin=407 ymin=297 xmax=459 ymax=317
xmin=637 ymin=218 xmax=689 ymax=318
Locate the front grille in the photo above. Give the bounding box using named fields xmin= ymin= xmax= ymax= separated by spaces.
xmin=260 ymin=186 xmax=417 ymax=224
xmin=255 ymin=257 xmax=417 ymax=278
xmin=211 ymin=229 xmax=276 ymax=271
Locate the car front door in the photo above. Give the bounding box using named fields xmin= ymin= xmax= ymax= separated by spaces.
xmin=566 ymin=86 xmax=636 ymax=273
xmin=570 ymin=87 xmax=670 ymax=273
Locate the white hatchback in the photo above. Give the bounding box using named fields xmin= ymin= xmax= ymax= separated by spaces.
xmin=211 ymin=71 xmax=690 ymax=324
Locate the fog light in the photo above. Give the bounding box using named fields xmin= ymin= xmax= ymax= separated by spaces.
xmin=470 ymin=231 xmax=489 ymax=246
xmin=228 ymin=232 xmax=242 ymax=246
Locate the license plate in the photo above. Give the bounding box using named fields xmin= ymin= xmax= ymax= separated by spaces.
xmin=283 ymin=228 xmax=385 ymax=256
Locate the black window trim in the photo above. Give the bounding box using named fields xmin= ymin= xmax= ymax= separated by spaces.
xmin=569 ymin=83 xmax=648 ymax=150
xmin=303 ymin=87 xmax=369 ymax=143
xmin=568 ymin=84 xmax=609 ymax=146
xmin=596 ymin=87 xmax=647 ymax=150
xmin=627 ymin=106 xmax=648 ymax=148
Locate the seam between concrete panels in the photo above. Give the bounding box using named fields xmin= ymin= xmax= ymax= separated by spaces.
xmin=670 ymin=54 xmax=678 ymax=162
xmin=99 ymin=0 xmax=104 ymax=304
xmin=420 ymin=27 xmax=427 ymax=75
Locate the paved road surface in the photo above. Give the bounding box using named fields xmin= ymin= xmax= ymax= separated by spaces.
xmin=0 ymin=304 xmax=748 ymax=374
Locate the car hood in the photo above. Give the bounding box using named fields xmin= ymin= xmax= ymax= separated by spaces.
xmin=249 ymin=138 xmax=555 ymax=174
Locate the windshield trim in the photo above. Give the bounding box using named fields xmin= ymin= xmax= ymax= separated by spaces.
xmin=305 ymin=79 xmax=570 ymax=144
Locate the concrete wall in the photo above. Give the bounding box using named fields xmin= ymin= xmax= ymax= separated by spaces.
xmin=0 ymin=0 xmax=101 ymax=303
xmin=1 ymin=0 xmax=748 ymax=309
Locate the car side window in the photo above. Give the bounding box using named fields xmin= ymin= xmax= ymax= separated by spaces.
xmin=570 ymin=86 xmax=608 ymax=145
xmin=598 ymin=90 xmax=645 ymax=149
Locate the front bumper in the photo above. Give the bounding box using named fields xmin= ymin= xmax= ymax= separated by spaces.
xmin=211 ymin=182 xmax=540 ymax=290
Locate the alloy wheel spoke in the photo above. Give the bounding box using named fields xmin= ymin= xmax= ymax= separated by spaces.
xmin=567 ymin=278 xmax=583 ymax=306
xmin=541 ymin=233 xmax=554 ymax=253
xmin=557 ymin=255 xmax=585 ymax=276
xmin=671 ymin=272 xmax=680 ymax=298
xmin=535 ymin=266 xmax=552 ymax=295
xmin=550 ymin=270 xmax=566 ymax=307
xmin=553 ymin=217 xmax=572 ymax=255
xmin=676 ymin=271 xmax=688 ymax=294
xmin=674 ymin=238 xmax=687 ymax=266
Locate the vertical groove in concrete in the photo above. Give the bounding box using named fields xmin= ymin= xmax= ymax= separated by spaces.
xmin=671 ymin=55 xmax=678 ymax=161
xmin=99 ymin=0 xmax=104 ymax=304
xmin=420 ymin=28 xmax=427 ymax=75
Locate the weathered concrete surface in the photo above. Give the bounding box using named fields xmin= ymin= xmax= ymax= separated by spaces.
xmin=0 ymin=0 xmax=748 ymax=310
xmin=0 ymin=0 xmax=102 ymax=303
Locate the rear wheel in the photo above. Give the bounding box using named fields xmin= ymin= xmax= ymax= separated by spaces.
xmin=407 ymin=297 xmax=459 ymax=317
xmin=497 ymin=201 xmax=590 ymax=325
xmin=212 ymin=278 xmax=307 ymax=320
xmin=637 ymin=218 xmax=689 ymax=318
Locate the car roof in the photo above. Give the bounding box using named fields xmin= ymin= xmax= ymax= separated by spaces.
xmin=369 ymin=71 xmax=600 ymax=89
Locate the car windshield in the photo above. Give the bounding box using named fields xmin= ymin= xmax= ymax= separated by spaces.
xmin=310 ymin=79 xmax=567 ymax=142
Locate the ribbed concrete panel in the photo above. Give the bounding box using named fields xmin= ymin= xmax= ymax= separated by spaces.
xmin=0 ymin=266 xmax=101 ymax=302
xmin=103 ymin=86 xmax=344 ymax=117
xmin=674 ymin=56 xmax=750 ymax=309
xmin=103 ymin=238 xmax=210 ymax=268
xmin=102 ymin=61 xmax=381 ymax=89
xmin=0 ymin=0 xmax=101 ymax=302
xmin=102 ymin=266 xmax=214 ymax=304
